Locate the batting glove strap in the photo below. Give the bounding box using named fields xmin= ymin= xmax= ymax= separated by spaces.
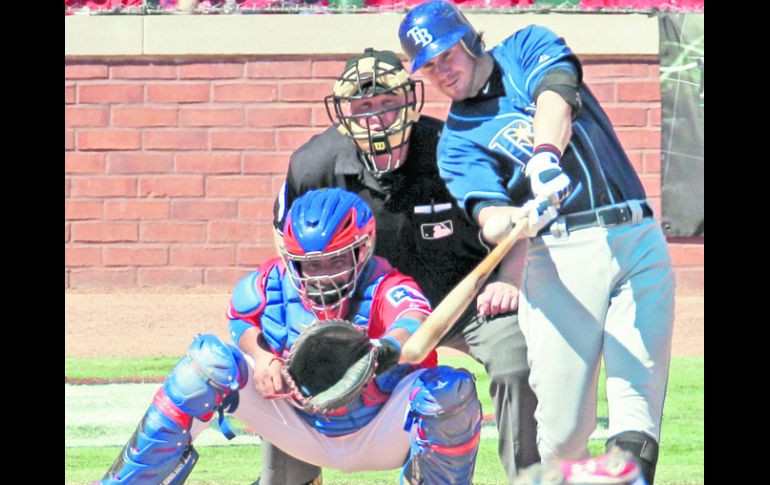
xmin=518 ymin=196 xmax=560 ymax=238
xmin=525 ymin=145 xmax=571 ymax=207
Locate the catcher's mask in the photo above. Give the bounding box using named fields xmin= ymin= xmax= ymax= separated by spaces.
xmin=325 ymin=47 xmax=424 ymax=179
xmin=281 ymin=188 xmax=376 ymax=320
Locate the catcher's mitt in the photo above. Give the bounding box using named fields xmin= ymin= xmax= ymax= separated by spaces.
xmin=281 ymin=319 xmax=378 ymax=414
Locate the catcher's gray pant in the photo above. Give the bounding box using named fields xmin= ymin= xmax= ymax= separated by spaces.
xmin=518 ymin=217 xmax=675 ymax=462
xmin=259 ymin=305 xmax=539 ymax=485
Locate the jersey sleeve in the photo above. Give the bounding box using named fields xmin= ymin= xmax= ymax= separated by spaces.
xmin=369 ymin=272 xmax=432 ymax=338
xmin=438 ymin=129 xmax=513 ymax=219
xmin=506 ymin=25 xmax=581 ymax=101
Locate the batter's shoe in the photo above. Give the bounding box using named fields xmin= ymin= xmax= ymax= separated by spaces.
xmin=513 ymin=450 xmax=643 ymax=485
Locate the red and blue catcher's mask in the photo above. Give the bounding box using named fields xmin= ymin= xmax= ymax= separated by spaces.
xmin=281 ymin=188 xmax=376 ymax=320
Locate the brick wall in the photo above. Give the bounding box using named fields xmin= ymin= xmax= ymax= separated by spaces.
xmin=65 ymin=57 xmax=704 ymax=294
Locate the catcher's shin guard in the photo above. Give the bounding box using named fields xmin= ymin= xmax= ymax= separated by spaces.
xmin=100 ymin=334 xmax=248 ymax=484
xmin=401 ymin=366 xmax=482 ymax=485
xmin=605 ymin=431 xmax=659 ymax=485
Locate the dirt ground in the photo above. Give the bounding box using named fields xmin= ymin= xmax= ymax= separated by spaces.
xmin=65 ymin=286 xmax=703 ymax=358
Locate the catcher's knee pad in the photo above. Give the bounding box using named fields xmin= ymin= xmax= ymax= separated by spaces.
xmin=402 ymin=366 xmax=482 ymax=485
xmin=606 ymin=431 xmax=658 ymax=485
xmin=100 ymin=334 xmax=248 ymax=484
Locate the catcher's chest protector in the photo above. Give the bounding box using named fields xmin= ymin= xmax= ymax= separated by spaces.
xmin=258 ymin=260 xmax=390 ymax=355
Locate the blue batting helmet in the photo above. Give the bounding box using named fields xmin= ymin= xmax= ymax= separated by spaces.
xmin=281 ymin=188 xmax=376 ymax=319
xmin=398 ymin=0 xmax=483 ymax=73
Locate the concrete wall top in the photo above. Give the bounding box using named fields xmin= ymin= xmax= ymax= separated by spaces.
xmin=65 ymin=13 xmax=659 ymax=58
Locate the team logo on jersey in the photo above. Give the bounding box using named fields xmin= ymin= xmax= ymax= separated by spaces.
xmin=386 ymin=285 xmax=428 ymax=307
xmin=420 ymin=220 xmax=454 ymax=240
xmin=488 ymin=115 xmax=534 ymax=167
xmin=406 ymin=27 xmax=434 ymax=47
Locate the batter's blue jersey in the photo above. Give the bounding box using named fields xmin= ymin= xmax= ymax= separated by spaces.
xmin=438 ymin=25 xmax=647 ymax=218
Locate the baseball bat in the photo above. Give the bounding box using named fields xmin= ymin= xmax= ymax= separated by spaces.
xmin=400 ymin=215 xmax=530 ymax=364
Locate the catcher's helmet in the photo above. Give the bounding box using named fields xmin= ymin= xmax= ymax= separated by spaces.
xmin=398 ymin=0 xmax=484 ymax=73
xmin=281 ymin=188 xmax=376 ymax=319
xmin=325 ymin=47 xmax=423 ymax=178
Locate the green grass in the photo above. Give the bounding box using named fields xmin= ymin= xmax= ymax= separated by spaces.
xmin=65 ymin=355 xmax=703 ymax=485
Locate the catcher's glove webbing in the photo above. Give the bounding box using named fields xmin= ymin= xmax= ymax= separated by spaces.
xmin=281 ymin=319 xmax=378 ymax=414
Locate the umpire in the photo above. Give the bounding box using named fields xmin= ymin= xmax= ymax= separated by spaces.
xmin=262 ymin=48 xmax=539 ymax=485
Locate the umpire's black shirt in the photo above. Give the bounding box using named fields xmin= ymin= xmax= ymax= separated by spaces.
xmin=273 ymin=116 xmax=489 ymax=307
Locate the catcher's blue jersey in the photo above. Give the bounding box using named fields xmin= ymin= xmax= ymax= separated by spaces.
xmin=438 ymin=25 xmax=646 ymax=217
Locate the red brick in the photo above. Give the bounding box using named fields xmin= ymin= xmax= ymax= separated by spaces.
xmin=170 ymin=246 xmax=235 ymax=266
xmin=238 ymin=245 xmax=278 ymax=266
xmin=204 ymin=267 xmax=253 ymax=286
xmin=65 ymin=106 xmax=110 ymax=127
xmin=673 ymin=268 xmax=704 ymax=295
xmin=639 ymin=174 xmax=661 ymax=197
xmin=175 ymin=153 xmax=241 ymax=174
xmin=144 ymin=130 xmax=208 ymax=150
xmin=78 ymin=130 xmax=142 ymax=151
xmin=66 ymin=153 xmax=106 ymax=174
xmin=137 ymin=268 xmax=203 ymax=286
xmin=71 ymin=222 xmax=138 ymax=242
xmin=243 ymin=153 xmax=290 ymax=174
xmin=179 ymin=62 xmax=244 ymax=79
xmin=106 ymin=153 xmax=174 ymax=174
xmin=247 ymin=61 xmax=312 ymax=78
xmin=625 ymin=150 xmax=643 ymax=173
xmin=616 ymin=130 xmax=660 ymax=150
xmin=66 ymin=129 xmax=75 ymax=151
xmin=66 ymin=200 xmax=103 ymax=220
xmin=648 ymin=65 xmax=660 ymax=79
xmin=65 ymin=223 xmax=71 ymax=243
xmin=271 ymin=175 xmax=285 ymax=196
xmin=139 ymin=176 xmax=204 ymax=197
xmin=238 ymin=198 xmax=275 ymax=221
xmin=210 ymin=130 xmax=275 ymax=150
xmin=422 ymin=104 xmax=450 ymax=120
xmin=247 ymin=107 xmax=312 ymax=128
xmin=146 ymin=84 xmax=210 ymax=103
xmin=208 ymin=221 xmax=261 ymax=242
xmin=582 ymin=63 xmax=651 ymax=80
xmin=171 ymin=200 xmax=237 ymax=220
xmin=104 ymin=200 xmax=170 ymax=220
xmin=617 ymin=82 xmax=660 ymax=102
xmin=65 ymin=64 xmax=109 ymax=80
xmin=604 ymin=107 xmax=647 ymax=127
xmin=279 ymin=82 xmax=334 ymax=102
xmin=179 ymin=108 xmax=244 ymax=127
xmin=313 ymin=106 xmax=334 ymax=127
xmin=70 ymin=268 xmax=136 ymax=287
xmin=648 ymin=107 xmax=661 ymax=127
xmin=141 ymin=222 xmax=207 ymax=242
xmin=213 ymin=83 xmax=278 ymax=103
xmin=104 ymin=246 xmax=168 ymax=266
xmin=311 ymin=60 xmax=346 ymax=79
xmin=111 ymin=64 xmax=178 ymax=79
xmin=643 ymin=152 xmax=661 ymax=174
xmin=71 ymin=177 xmax=136 ymax=197
xmin=586 ymin=83 xmax=616 ymax=103
xmin=79 ymin=84 xmax=143 ymax=104
xmin=65 ymin=178 xmax=71 ymax=197
xmin=667 ymin=243 xmax=704 ymax=267
xmin=206 ymin=176 xmax=273 ymax=197
xmin=113 ymin=107 xmax=178 ymax=127
xmin=65 ymin=84 xmax=76 ymax=104
xmin=66 ymin=246 xmax=103 ymax=267
xmin=277 ymin=129 xmax=325 ymax=151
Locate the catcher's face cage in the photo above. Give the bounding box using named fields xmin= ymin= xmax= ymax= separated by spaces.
xmin=281 ymin=234 xmax=373 ymax=320
xmin=325 ymin=57 xmax=424 ymax=179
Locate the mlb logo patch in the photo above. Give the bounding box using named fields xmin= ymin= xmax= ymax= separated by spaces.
xmin=420 ymin=220 xmax=453 ymax=240
xmin=386 ymin=285 xmax=428 ymax=307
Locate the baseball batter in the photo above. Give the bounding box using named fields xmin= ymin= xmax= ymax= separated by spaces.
xmin=399 ymin=3 xmax=675 ymax=484
xmin=96 ymin=188 xmax=483 ymax=485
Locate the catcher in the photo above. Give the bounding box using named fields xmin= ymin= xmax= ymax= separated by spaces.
xmin=96 ymin=187 xmax=483 ymax=485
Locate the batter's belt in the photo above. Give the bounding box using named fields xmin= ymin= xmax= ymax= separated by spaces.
xmin=545 ymin=199 xmax=653 ymax=238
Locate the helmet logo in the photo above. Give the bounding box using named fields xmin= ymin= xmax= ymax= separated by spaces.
xmin=406 ymin=26 xmax=433 ymax=47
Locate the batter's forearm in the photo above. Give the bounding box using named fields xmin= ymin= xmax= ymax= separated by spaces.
xmin=533 ymin=90 xmax=573 ymax=153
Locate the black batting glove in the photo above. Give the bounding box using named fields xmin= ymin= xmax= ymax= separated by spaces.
xmin=372 ymin=337 xmax=401 ymax=375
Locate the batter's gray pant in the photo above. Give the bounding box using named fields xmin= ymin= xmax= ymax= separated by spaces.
xmin=258 ymin=306 xmax=539 ymax=485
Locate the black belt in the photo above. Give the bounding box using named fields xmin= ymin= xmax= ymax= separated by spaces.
xmin=545 ymin=200 xmax=653 ymax=237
